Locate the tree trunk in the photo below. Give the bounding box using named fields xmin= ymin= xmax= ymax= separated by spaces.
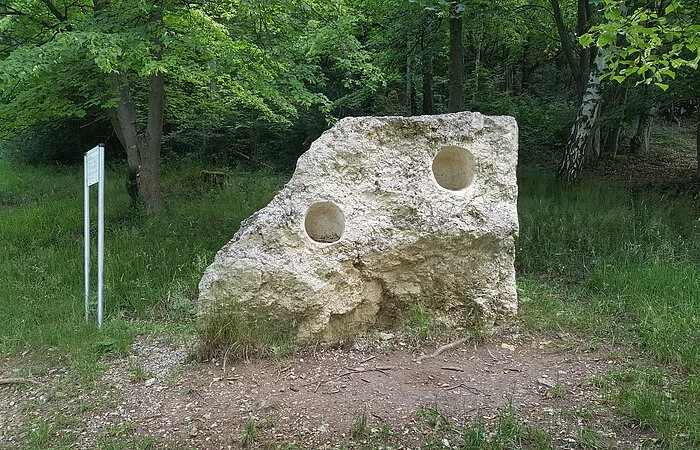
xmin=558 ymin=49 xmax=606 ymax=183
xmin=422 ymin=53 xmax=434 ymax=115
xmin=520 ymin=40 xmax=531 ymax=93
xmin=550 ymin=0 xmax=583 ymax=96
xmin=587 ymin=127 xmax=601 ymax=163
xmin=406 ymin=55 xmax=412 ymax=116
xmin=448 ymin=7 xmax=463 ymax=113
xmin=103 ymin=3 xmax=165 ymax=215
xmin=504 ymin=63 xmax=514 ymax=93
xmin=576 ymin=0 xmax=591 ymax=100
xmin=473 ymin=30 xmax=482 ymax=102
xmin=521 ymin=60 xmax=535 ymax=94
xmin=630 ymin=108 xmax=652 ymax=155
xmin=141 ymin=72 xmax=165 ymax=211
xmin=405 ymin=51 xmax=418 ymax=116
xmin=602 ymin=83 xmax=625 ymax=158
xmin=110 ymin=73 xmax=165 ymax=214
xmin=606 ymin=125 xmax=621 ymax=158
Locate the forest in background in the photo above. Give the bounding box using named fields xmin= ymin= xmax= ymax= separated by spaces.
xmin=0 ymin=0 xmax=699 ymax=211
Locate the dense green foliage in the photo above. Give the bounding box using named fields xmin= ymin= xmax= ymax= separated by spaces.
xmin=583 ymin=0 xmax=700 ymax=90
xmin=2 ymin=0 xmax=697 ymax=180
xmin=0 ymin=0 xmax=329 ymax=134
xmin=0 ymin=0 xmax=586 ymax=168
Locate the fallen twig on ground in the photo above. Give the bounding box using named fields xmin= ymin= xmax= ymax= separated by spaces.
xmin=0 ymin=377 xmax=41 ymax=386
xmin=416 ymin=338 xmax=467 ymax=362
xmin=444 ymin=382 xmax=483 ymax=395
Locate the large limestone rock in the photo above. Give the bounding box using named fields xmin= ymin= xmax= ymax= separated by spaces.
xmin=198 ymin=112 xmax=519 ymax=343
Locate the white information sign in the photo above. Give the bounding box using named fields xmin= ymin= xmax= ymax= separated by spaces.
xmin=86 ymin=147 xmax=100 ymax=186
xmin=84 ymin=144 xmax=105 ymax=328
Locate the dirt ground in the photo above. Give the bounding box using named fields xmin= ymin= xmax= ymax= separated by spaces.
xmin=598 ymin=151 xmax=698 ymax=186
xmin=0 ymin=330 xmax=654 ymax=449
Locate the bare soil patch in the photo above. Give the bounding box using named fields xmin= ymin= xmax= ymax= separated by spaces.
xmin=1 ymin=332 xmax=651 ymax=449
xmin=598 ymin=152 xmax=697 ymax=185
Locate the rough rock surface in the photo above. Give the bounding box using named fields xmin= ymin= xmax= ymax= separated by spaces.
xmin=198 ymin=112 xmax=518 ymax=341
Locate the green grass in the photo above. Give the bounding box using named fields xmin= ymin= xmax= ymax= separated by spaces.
xmin=650 ymin=123 xmax=698 ymax=159
xmin=517 ymin=167 xmax=700 ymax=447
xmin=0 ymin=159 xmax=285 ymax=448
xmin=349 ymin=409 xmax=369 ymax=440
xmin=601 ymin=367 xmax=700 ymax=449
xmin=460 ymin=405 xmax=553 ymax=450
xmin=413 ymin=404 xmax=553 ymax=450
xmin=196 ymin=304 xmax=301 ymax=360
xmin=240 ymin=418 xmax=258 ymax=449
xmin=517 ymin=168 xmax=700 ymax=371
xmin=338 ymin=404 xmax=553 ymax=449
xmin=403 ymin=303 xmax=450 ymax=342
xmin=575 ymin=427 xmax=608 ymax=450
xmin=0 ymin=159 xmax=284 ymax=359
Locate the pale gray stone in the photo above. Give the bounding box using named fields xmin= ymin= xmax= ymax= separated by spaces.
xmin=198 ymin=112 xmax=518 ymax=342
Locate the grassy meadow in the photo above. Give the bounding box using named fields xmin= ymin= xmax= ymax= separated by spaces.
xmin=1 ymin=147 xmax=699 ymax=447
xmin=517 ymin=169 xmax=700 ymax=447
xmin=0 ymin=159 xmax=285 ymax=357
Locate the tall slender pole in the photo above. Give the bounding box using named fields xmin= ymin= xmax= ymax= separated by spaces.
xmin=97 ymin=144 xmax=105 ymax=329
xmin=84 ymin=154 xmax=90 ymax=323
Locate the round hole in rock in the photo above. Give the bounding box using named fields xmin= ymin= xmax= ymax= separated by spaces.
xmin=431 ymin=146 xmax=475 ymax=191
xmin=304 ymin=202 xmax=345 ymax=244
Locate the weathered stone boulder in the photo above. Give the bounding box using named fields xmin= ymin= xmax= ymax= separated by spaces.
xmin=198 ymin=112 xmax=518 ymax=345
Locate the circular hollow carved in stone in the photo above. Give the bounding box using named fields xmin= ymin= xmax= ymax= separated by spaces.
xmin=431 ymin=146 xmax=475 ymax=191
xmin=304 ymin=202 xmax=345 ymax=244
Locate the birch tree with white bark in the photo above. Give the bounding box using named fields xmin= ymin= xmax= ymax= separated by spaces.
xmin=558 ymin=49 xmax=608 ymax=182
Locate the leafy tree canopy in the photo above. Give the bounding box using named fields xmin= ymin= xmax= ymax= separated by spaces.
xmin=581 ymin=0 xmax=700 ymax=90
xmin=0 ymin=0 xmax=337 ymax=141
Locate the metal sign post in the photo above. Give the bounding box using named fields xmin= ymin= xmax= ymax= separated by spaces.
xmin=84 ymin=144 xmax=105 ymax=328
